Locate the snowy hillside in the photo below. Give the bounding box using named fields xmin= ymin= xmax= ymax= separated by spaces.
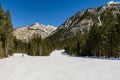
xmin=0 ymin=50 xmax=120 ymax=80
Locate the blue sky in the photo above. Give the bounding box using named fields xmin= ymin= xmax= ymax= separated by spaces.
xmin=1 ymin=0 xmax=119 ymax=28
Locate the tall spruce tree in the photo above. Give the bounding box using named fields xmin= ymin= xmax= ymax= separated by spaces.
xmin=0 ymin=5 xmax=14 ymax=57
xmin=0 ymin=5 xmax=6 ymax=57
xmin=4 ymin=10 xmax=14 ymax=56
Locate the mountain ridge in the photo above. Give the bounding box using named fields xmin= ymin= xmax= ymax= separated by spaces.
xmin=13 ymin=22 xmax=56 ymax=42
xmin=49 ymin=1 xmax=120 ymax=41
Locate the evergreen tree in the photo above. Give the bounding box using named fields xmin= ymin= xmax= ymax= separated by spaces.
xmin=86 ymin=24 xmax=100 ymax=57
xmin=0 ymin=5 xmax=14 ymax=57
xmin=4 ymin=10 xmax=14 ymax=56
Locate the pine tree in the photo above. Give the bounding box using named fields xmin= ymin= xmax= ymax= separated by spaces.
xmin=0 ymin=5 xmax=14 ymax=57
xmin=4 ymin=10 xmax=14 ymax=56
xmin=0 ymin=5 xmax=6 ymax=34
xmin=86 ymin=23 xmax=100 ymax=57
xmin=0 ymin=5 xmax=6 ymax=57
xmin=102 ymin=10 xmax=116 ymax=58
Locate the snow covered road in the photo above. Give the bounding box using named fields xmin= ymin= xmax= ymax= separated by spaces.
xmin=0 ymin=50 xmax=120 ymax=80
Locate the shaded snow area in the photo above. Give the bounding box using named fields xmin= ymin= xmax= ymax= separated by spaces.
xmin=0 ymin=50 xmax=120 ymax=80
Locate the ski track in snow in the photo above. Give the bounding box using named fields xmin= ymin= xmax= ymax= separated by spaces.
xmin=0 ymin=50 xmax=120 ymax=80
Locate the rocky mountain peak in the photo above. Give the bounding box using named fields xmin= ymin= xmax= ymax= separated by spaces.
xmin=107 ymin=0 xmax=120 ymax=5
xmin=34 ymin=22 xmax=40 ymax=25
xmin=50 ymin=0 xmax=120 ymax=41
xmin=13 ymin=23 xmax=56 ymax=42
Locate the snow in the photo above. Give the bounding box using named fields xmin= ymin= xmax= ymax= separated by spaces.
xmin=50 ymin=50 xmax=68 ymax=56
xmin=34 ymin=22 xmax=40 ymax=26
xmin=29 ymin=22 xmax=56 ymax=30
xmin=65 ymin=20 xmax=69 ymax=28
xmin=98 ymin=16 xmax=102 ymax=26
xmin=0 ymin=50 xmax=120 ymax=80
xmin=46 ymin=25 xmax=57 ymax=30
xmin=107 ymin=1 xmax=120 ymax=5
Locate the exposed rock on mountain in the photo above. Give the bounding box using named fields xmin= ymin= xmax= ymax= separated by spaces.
xmin=13 ymin=23 xmax=56 ymax=42
xmin=49 ymin=1 xmax=120 ymax=41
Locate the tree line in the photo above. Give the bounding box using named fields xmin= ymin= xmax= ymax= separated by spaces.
xmin=0 ymin=5 xmax=119 ymax=58
xmin=47 ymin=10 xmax=120 ymax=58
xmin=61 ymin=10 xmax=120 ymax=58
xmin=0 ymin=5 xmax=53 ymax=58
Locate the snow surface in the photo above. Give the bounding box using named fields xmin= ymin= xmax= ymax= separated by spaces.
xmin=107 ymin=1 xmax=120 ymax=5
xmin=0 ymin=50 xmax=120 ymax=80
xmin=98 ymin=16 xmax=102 ymax=26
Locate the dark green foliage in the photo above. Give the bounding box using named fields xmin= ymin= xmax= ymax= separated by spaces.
xmin=27 ymin=35 xmax=43 ymax=56
xmin=13 ymin=34 xmax=53 ymax=56
xmin=49 ymin=10 xmax=120 ymax=58
xmin=27 ymin=34 xmax=53 ymax=56
xmin=86 ymin=24 xmax=101 ymax=57
xmin=0 ymin=5 xmax=14 ymax=58
xmin=0 ymin=3 xmax=119 ymax=58
xmin=13 ymin=38 xmax=28 ymax=53
xmin=0 ymin=4 xmax=53 ymax=57
xmin=64 ymin=11 xmax=120 ymax=58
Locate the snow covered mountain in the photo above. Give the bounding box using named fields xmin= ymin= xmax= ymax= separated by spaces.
xmin=107 ymin=1 xmax=120 ymax=5
xmin=49 ymin=1 xmax=120 ymax=40
xmin=13 ymin=23 xmax=56 ymax=41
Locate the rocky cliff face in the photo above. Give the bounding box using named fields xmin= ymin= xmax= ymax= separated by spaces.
xmin=13 ymin=23 xmax=56 ymax=42
xmin=59 ymin=1 xmax=120 ymax=29
xmin=50 ymin=1 xmax=120 ymax=40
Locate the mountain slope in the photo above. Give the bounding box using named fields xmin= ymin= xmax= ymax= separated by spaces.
xmin=13 ymin=23 xmax=56 ymax=42
xmin=49 ymin=1 xmax=120 ymax=41
xmin=0 ymin=50 xmax=120 ymax=80
xmin=47 ymin=1 xmax=120 ymax=57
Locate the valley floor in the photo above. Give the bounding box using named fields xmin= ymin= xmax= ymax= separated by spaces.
xmin=0 ymin=50 xmax=120 ymax=80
